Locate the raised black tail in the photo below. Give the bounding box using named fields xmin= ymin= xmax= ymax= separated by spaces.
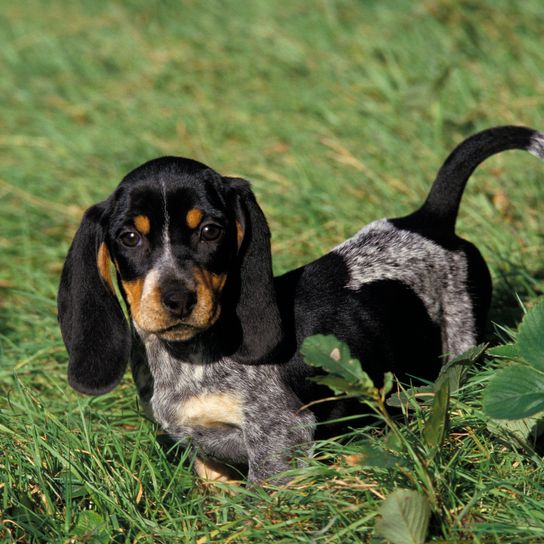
xmin=397 ymin=126 xmax=544 ymax=239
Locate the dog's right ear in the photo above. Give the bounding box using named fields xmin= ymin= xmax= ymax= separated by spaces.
xmin=57 ymin=200 xmax=130 ymax=395
xmin=223 ymin=177 xmax=284 ymax=363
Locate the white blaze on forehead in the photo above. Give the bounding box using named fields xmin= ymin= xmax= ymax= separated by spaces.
xmin=160 ymin=179 xmax=170 ymax=231
xmin=159 ymin=179 xmax=175 ymax=265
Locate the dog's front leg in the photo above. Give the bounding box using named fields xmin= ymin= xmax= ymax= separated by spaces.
xmin=243 ymin=407 xmax=315 ymax=485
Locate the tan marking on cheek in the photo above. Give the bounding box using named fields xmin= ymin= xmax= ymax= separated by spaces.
xmin=194 ymin=457 xmax=241 ymax=483
xmin=193 ymin=267 xmax=214 ymax=322
xmin=192 ymin=267 xmax=227 ymax=326
xmin=236 ymin=221 xmax=244 ymax=249
xmin=97 ymin=243 xmax=115 ymax=293
xmin=130 ymin=271 xmax=171 ymax=330
xmin=211 ymin=272 xmax=227 ymax=291
xmin=178 ymin=393 xmax=242 ymax=428
xmin=121 ymin=278 xmax=144 ymax=318
xmin=132 ymin=271 xmax=202 ymax=338
xmin=134 ymin=215 xmax=150 ymax=235
xmin=186 ymin=208 xmax=204 ymax=229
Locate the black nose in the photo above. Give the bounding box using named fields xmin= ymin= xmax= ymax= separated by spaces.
xmin=161 ymin=286 xmax=196 ymax=318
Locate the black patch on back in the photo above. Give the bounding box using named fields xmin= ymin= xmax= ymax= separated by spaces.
xmin=276 ymin=252 xmax=442 ymax=433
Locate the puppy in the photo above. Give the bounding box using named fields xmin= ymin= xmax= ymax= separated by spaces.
xmin=58 ymin=126 xmax=543 ymax=483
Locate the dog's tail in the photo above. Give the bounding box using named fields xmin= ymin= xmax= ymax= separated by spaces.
xmin=399 ymin=126 xmax=544 ymax=238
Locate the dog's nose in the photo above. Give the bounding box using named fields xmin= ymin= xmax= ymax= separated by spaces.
xmin=161 ymin=286 xmax=196 ymax=318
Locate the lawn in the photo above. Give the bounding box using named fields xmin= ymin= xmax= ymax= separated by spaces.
xmin=1 ymin=0 xmax=543 ymax=542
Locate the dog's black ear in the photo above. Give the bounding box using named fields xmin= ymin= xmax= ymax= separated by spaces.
xmin=57 ymin=200 xmax=130 ymax=395
xmin=225 ymin=177 xmax=284 ymax=363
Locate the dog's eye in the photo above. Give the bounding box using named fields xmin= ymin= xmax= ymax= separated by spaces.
xmin=119 ymin=231 xmax=142 ymax=248
xmin=200 ymin=224 xmax=223 ymax=242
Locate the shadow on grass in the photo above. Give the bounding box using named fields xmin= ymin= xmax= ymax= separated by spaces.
xmin=155 ymin=433 xmax=249 ymax=481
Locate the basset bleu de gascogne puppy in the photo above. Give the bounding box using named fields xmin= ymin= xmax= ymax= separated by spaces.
xmin=58 ymin=126 xmax=544 ymax=483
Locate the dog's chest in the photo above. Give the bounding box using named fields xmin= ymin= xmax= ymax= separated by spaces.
xmin=140 ymin=336 xmax=245 ymax=437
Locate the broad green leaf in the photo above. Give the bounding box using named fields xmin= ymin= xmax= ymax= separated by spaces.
xmin=423 ymin=380 xmax=449 ymax=455
xmin=384 ymin=431 xmax=404 ymax=453
xmin=375 ymin=489 xmax=431 ymax=544
xmin=483 ymin=364 xmax=544 ymax=419
xmin=445 ymin=343 xmax=488 ymax=366
xmin=487 ymin=343 xmax=520 ymax=359
xmin=386 ymin=385 xmax=433 ymax=409
xmin=517 ymin=299 xmax=544 ymax=371
xmin=72 ymin=510 xmax=109 ymax=543
xmin=488 ymin=413 xmax=544 ymax=446
xmin=310 ymin=375 xmax=371 ymax=397
xmin=382 ymin=372 xmax=394 ymax=396
xmin=301 ymin=335 xmax=369 ymax=383
xmin=438 ymin=343 xmax=487 ymax=392
xmin=344 ymin=443 xmax=400 ymax=469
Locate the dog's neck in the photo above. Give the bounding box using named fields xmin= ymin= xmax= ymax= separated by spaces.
xmin=133 ymin=308 xmax=242 ymax=366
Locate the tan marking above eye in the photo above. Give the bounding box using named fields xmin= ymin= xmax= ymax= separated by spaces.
xmin=134 ymin=215 xmax=150 ymax=235
xmin=97 ymin=243 xmax=115 ymax=293
xmin=177 ymin=392 xmax=242 ymax=428
xmin=186 ymin=208 xmax=204 ymax=229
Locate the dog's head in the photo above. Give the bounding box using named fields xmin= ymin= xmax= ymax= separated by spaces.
xmin=58 ymin=158 xmax=282 ymax=395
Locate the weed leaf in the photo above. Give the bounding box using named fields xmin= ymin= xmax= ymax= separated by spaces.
xmin=384 ymin=430 xmax=404 ymax=453
xmin=483 ymin=364 xmax=544 ymax=419
xmin=301 ymin=335 xmax=374 ymax=388
xmin=382 ymin=371 xmax=394 ymax=396
xmin=375 ymin=489 xmax=431 ymax=544
xmin=310 ymin=375 xmax=367 ymax=397
xmin=72 ymin=510 xmax=109 ymax=543
xmin=438 ymin=343 xmax=486 ymax=392
xmin=423 ymin=380 xmax=449 ymax=454
xmin=488 ymin=414 xmax=544 ymax=446
xmin=517 ymin=300 xmax=544 ymax=371
xmin=386 ymin=385 xmax=433 ymax=409
xmin=487 ymin=343 xmax=520 ymax=359
xmin=344 ymin=443 xmax=400 ymax=469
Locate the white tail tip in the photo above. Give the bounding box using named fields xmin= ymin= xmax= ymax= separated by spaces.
xmin=528 ymin=132 xmax=544 ymax=159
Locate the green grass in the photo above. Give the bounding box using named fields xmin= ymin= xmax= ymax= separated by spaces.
xmin=1 ymin=0 xmax=544 ymax=541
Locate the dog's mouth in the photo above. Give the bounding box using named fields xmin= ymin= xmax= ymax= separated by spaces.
xmin=147 ymin=312 xmax=223 ymax=341
xmin=156 ymin=322 xmax=199 ymax=334
xmin=148 ymin=321 xmax=204 ymax=341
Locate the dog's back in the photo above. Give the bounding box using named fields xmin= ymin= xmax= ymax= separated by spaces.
xmin=278 ymin=126 xmax=543 ymax=412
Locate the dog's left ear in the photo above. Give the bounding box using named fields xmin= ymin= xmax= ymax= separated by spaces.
xmin=57 ymin=199 xmax=130 ymax=395
xmin=224 ymin=177 xmax=284 ymax=363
